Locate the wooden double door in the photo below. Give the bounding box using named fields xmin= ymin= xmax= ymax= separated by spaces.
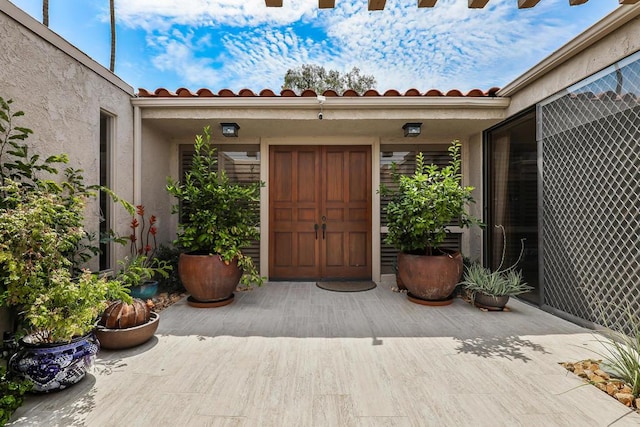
xmin=269 ymin=146 xmax=372 ymax=280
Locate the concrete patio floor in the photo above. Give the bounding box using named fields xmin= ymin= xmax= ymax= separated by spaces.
xmin=8 ymin=282 xmax=640 ymax=426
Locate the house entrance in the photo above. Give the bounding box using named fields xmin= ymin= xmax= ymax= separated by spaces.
xmin=269 ymin=145 xmax=372 ymax=280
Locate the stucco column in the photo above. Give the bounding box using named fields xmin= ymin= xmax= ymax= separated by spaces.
xmin=133 ymin=105 xmax=142 ymax=206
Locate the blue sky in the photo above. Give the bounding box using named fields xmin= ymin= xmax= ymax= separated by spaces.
xmin=9 ymin=0 xmax=623 ymax=93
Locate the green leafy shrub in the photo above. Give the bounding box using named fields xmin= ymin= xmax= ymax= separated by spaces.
xmin=0 ymin=96 xmax=129 ymax=343
xmin=0 ymin=366 xmax=31 ymax=425
xmin=166 ymin=126 xmax=264 ymax=287
xmin=0 ymin=181 xmax=129 ymax=343
xmin=382 ymin=141 xmax=481 ymax=255
xmin=153 ymin=244 xmax=185 ymax=294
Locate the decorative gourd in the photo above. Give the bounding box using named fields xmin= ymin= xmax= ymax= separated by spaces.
xmin=100 ymin=299 xmax=151 ymax=329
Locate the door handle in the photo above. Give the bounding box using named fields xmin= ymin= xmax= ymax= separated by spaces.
xmin=321 ymin=222 xmax=326 ymax=240
xmin=314 ymin=223 xmax=319 ymax=240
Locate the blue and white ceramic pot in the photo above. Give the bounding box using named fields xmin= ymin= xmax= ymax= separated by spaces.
xmin=9 ymin=333 xmax=99 ymax=393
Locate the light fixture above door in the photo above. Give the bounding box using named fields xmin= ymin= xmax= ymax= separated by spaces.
xmin=402 ymin=122 xmax=422 ymax=137
xmin=221 ymin=123 xmax=240 ymax=137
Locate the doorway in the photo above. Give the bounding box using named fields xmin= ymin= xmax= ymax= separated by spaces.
xmin=269 ymin=145 xmax=372 ymax=280
xmin=485 ymin=109 xmax=540 ymax=304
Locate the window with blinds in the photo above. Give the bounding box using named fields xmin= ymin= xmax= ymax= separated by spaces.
xmin=179 ymin=144 xmax=261 ymax=270
xmin=379 ymin=144 xmax=462 ymax=274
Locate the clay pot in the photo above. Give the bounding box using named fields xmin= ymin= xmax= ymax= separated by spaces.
xmin=397 ymin=250 xmax=463 ymax=303
xmin=95 ymin=312 xmax=160 ymax=350
xmin=473 ymin=292 xmax=510 ymax=310
xmin=178 ymin=253 xmax=242 ymax=303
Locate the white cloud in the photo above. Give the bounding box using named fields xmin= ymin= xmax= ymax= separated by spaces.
xmin=124 ymin=0 xmax=613 ymax=92
xmin=116 ymin=0 xmax=318 ymax=30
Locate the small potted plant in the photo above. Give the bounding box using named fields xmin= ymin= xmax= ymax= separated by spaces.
xmin=117 ymin=205 xmax=172 ymax=299
xmin=382 ymin=140 xmax=481 ymax=305
xmin=460 ymin=225 xmax=533 ymax=310
xmin=166 ymin=126 xmax=264 ymax=308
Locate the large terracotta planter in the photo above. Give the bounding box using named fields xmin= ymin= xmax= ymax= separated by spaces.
xmin=9 ymin=333 xmax=98 ymax=393
xmin=397 ymin=250 xmax=463 ymax=304
xmin=178 ymin=253 xmax=242 ymax=304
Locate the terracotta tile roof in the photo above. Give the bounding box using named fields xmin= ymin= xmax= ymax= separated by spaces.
xmin=137 ymin=87 xmax=502 ymax=98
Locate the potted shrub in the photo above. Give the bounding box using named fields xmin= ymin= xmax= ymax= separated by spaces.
xmin=0 ymin=180 xmax=129 ymax=392
xmin=166 ymin=126 xmax=264 ymax=308
xmin=461 ymin=226 xmax=533 ymax=310
xmin=0 ymin=96 xmax=129 ymax=392
xmin=382 ymin=141 xmax=481 ymax=305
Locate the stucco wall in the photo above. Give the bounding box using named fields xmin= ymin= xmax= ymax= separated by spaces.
xmin=140 ymin=123 xmax=175 ymax=249
xmin=0 ymin=3 xmax=135 ymax=269
xmin=505 ymin=12 xmax=640 ymax=116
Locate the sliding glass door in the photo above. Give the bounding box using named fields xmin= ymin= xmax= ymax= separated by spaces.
xmin=485 ymin=109 xmax=540 ymax=304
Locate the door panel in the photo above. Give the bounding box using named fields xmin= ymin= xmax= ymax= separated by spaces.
xmin=269 ymin=145 xmax=371 ymax=280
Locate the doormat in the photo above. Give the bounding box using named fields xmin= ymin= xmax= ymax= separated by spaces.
xmin=316 ymin=281 xmax=377 ymax=292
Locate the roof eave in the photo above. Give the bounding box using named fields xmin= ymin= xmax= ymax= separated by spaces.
xmin=131 ymin=96 xmax=510 ymax=110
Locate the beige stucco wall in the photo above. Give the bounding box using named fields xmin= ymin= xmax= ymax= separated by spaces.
xmin=0 ymin=2 xmax=135 ymax=270
xmin=504 ymin=10 xmax=640 ymax=116
xmin=140 ymin=123 xmax=175 ymax=249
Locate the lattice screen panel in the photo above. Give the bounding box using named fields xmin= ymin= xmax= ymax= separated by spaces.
xmin=538 ymin=52 xmax=640 ymax=334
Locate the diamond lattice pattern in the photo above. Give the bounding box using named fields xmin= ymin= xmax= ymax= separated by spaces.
xmin=538 ymin=53 xmax=640 ymax=334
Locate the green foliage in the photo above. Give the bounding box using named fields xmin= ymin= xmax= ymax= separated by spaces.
xmin=0 ymin=366 xmax=31 ymax=425
xmin=153 ymin=244 xmax=185 ymax=294
xmin=592 ymin=311 xmax=640 ymax=397
xmin=282 ymin=64 xmax=377 ymax=95
xmin=0 ymin=96 xmax=66 ymax=195
xmin=166 ymin=126 xmax=264 ymax=287
xmin=105 ymin=203 xmax=173 ymax=288
xmin=461 ymin=263 xmax=532 ymax=297
xmin=116 ymin=255 xmax=172 ymax=288
xmin=460 ymin=225 xmax=532 ymax=297
xmin=0 ymin=96 xmax=129 ymax=343
xmin=0 ymin=181 xmax=130 ymax=343
xmin=382 ymin=141 xmax=481 ymax=254
xmin=587 ymin=299 xmax=640 ymax=397
xmin=0 ymin=96 xmax=98 ymax=275
xmin=22 ymin=269 xmax=129 ymax=343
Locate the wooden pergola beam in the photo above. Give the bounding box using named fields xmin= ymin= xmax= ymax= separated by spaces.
xmin=268 ymin=0 xmax=640 ymax=9
xmin=518 ymin=0 xmax=541 ymax=8
xmin=417 ymin=0 xmax=437 ymax=7
xmin=368 ymin=0 xmax=386 ymax=10
xmin=469 ymin=0 xmax=489 ymax=8
xmin=319 ymin=0 xmax=335 ymax=8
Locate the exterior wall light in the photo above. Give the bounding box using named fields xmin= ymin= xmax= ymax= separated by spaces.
xmin=402 ymin=122 xmax=422 ymax=137
xmin=221 ymin=123 xmax=240 ymax=137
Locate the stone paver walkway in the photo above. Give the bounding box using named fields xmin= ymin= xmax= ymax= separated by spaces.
xmin=9 ymin=282 xmax=640 ymax=426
